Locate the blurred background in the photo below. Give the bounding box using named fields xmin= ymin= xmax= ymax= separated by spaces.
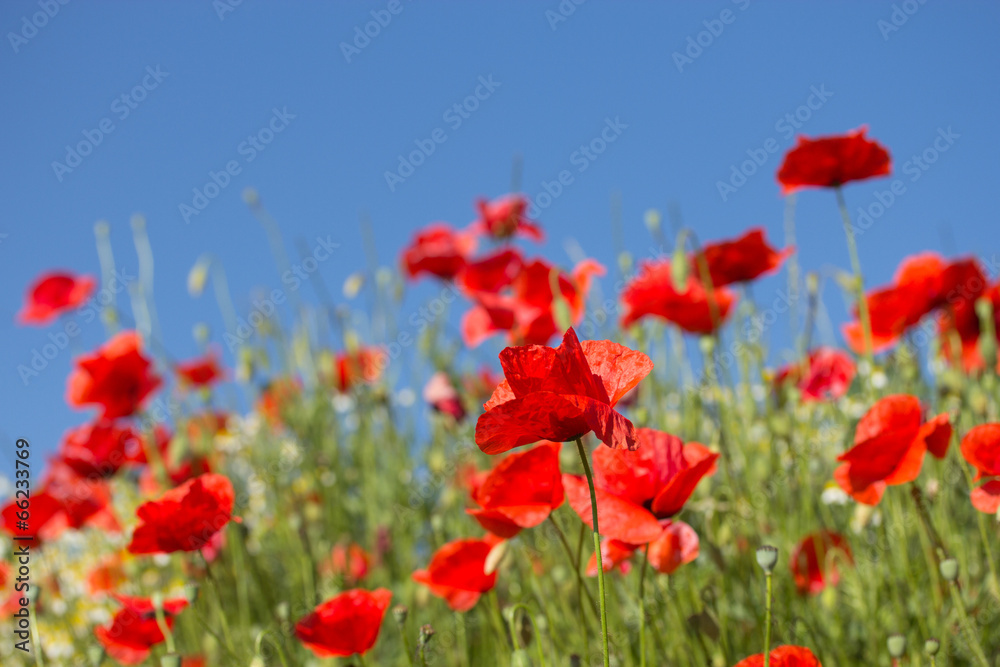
xmin=2 ymin=0 xmax=999 ymax=470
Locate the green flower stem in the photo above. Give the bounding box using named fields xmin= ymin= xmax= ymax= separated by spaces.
xmin=547 ymin=515 xmax=600 ymax=620
xmin=639 ymin=544 xmax=650 ymax=667
xmin=947 ymin=579 xmax=990 ymax=667
xmin=763 ymin=572 xmax=773 ymax=667
xmin=834 ymin=186 xmax=875 ymax=372
xmin=576 ymin=438 xmax=610 ymax=667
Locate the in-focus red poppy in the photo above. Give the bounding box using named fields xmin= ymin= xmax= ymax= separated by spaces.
xmin=128 ymin=473 xmax=235 ymax=554
xmin=620 ymin=258 xmax=737 ymax=334
xmin=584 ymin=519 xmax=699 ymax=576
xmin=774 ymin=347 xmax=856 ymax=402
xmin=693 ymin=228 xmax=793 ymax=287
xmin=57 ymin=420 xmax=147 ymax=479
xmin=461 ymin=257 xmax=605 ymax=348
xmin=776 ymin=127 xmax=890 ymax=194
xmin=94 ymin=594 xmax=189 ymax=665
xmin=423 ymin=372 xmax=466 ymax=421
xmin=295 ymin=588 xmax=392 ymax=658
xmin=475 ymin=328 xmax=653 ymax=454
xmin=789 ymin=530 xmax=853 ymax=595
xmin=467 ymin=442 xmax=564 ymax=538
xmin=66 ymin=331 xmax=162 ymax=419
xmin=321 ymin=542 xmax=372 ymax=585
xmin=331 ymin=347 xmax=385 ymax=392
xmin=2 ymin=464 xmax=120 ymax=546
xmin=733 ymin=645 xmax=822 ymax=667
xmin=834 ymin=395 xmax=951 ymax=506
xmin=564 ymin=429 xmax=717 ymax=544
xmin=402 ymin=223 xmax=478 ymax=281
xmin=412 ymin=537 xmax=499 ymax=611
xmin=17 ymin=271 xmax=96 ymax=325
xmin=469 ymin=194 xmax=543 ymax=242
xmin=176 ymin=351 xmax=225 ymax=387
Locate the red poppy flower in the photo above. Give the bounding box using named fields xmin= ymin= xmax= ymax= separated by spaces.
xmin=402 ymin=223 xmax=478 ymax=281
xmin=295 ymin=588 xmax=392 ymax=658
xmin=693 ymin=228 xmax=793 ymax=287
xmin=475 ymin=328 xmax=653 ymax=454
xmin=127 ymin=473 xmax=235 ymax=554
xmin=57 ymin=420 xmax=146 ymax=479
xmin=331 ymin=347 xmax=385 ymax=392
xmin=412 ymin=537 xmax=499 ymax=611
xmin=185 ymin=411 xmax=230 ymax=444
xmin=467 ymin=442 xmax=564 ymax=538
xmin=95 ymin=594 xmax=189 ymax=665
xmin=970 ymin=480 xmax=1000 ymax=514
xmin=789 ymin=531 xmax=853 ymax=595
xmin=469 ymin=194 xmax=543 ymax=242
xmin=774 ymin=347 xmax=856 ymax=402
xmin=176 ymin=352 xmax=225 ymax=387
xmin=321 ymin=543 xmax=372 ymax=585
xmin=257 ymin=377 xmax=301 ymax=427
xmin=423 ymin=372 xmax=466 ymax=421
xmin=87 ymin=554 xmax=127 ymax=596
xmin=2 ymin=465 xmax=120 ymax=546
xmin=734 ymin=645 xmax=823 ymax=667
xmin=777 ymin=127 xmax=890 ymax=194
xmin=17 ymin=271 xmax=96 ymax=325
xmin=457 ymin=248 xmax=524 ymax=294
xmin=834 ymin=395 xmax=951 ymax=506
xmin=0 ymin=562 xmax=24 ymax=616
xmin=620 ymin=259 xmax=737 ymax=334
xmin=461 ymin=258 xmax=605 ymax=348
xmin=961 ymin=424 xmax=1000 ymax=480
xmin=646 ymin=519 xmax=700 ymax=574
xmin=564 ymin=429 xmax=718 ymax=543
xmin=586 ymin=538 xmax=637 ymax=576
xmin=66 ymin=331 xmax=162 ymax=419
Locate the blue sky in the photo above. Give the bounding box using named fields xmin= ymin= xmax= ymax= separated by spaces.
xmin=2 ymin=0 xmax=999 ymax=471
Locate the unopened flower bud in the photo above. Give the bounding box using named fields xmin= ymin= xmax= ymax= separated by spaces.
xmin=924 ymin=638 xmax=940 ymax=656
xmin=393 ymin=605 xmax=408 ymax=625
xmin=939 ymin=558 xmax=959 ymax=582
xmin=887 ymin=633 xmax=906 ymax=658
xmin=419 ymin=624 xmax=435 ymax=647
xmin=756 ymin=545 xmax=778 ymax=573
xmin=160 ymin=655 xmax=182 ymax=667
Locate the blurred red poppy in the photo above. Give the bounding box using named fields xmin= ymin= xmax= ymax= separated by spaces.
xmin=961 ymin=423 xmax=1000 ymax=480
xmin=475 ymin=328 xmax=653 ymax=454
xmin=176 ymin=351 xmax=225 ymax=387
xmin=834 ymin=395 xmax=951 ymax=505
xmin=95 ymin=594 xmax=189 ymax=665
xmin=17 ymin=271 xmax=96 ymax=325
xmin=565 ymin=429 xmax=717 ymax=543
xmin=127 ymin=473 xmax=235 ymax=554
xmin=461 ymin=257 xmax=604 ymax=348
xmin=86 ymin=554 xmax=127 ymax=596
xmin=467 ymin=442 xmax=564 ymax=538
xmin=777 ymin=127 xmax=890 ymax=194
xmin=295 ymin=588 xmax=392 ymax=658
xmin=970 ymin=480 xmax=1000 ymax=514
xmin=646 ymin=519 xmax=700 ymax=574
xmin=322 ymin=543 xmax=372 ymax=585
xmin=694 ymin=228 xmax=793 ymax=287
xmin=620 ymin=258 xmax=736 ymax=334
xmin=402 ymin=223 xmax=477 ymax=281
xmin=57 ymin=420 xmax=147 ymax=479
xmin=774 ymin=347 xmax=856 ymax=402
xmin=412 ymin=537 xmax=499 ymax=611
xmin=469 ymin=194 xmax=543 ymax=242
xmin=457 ymin=248 xmax=524 ymax=294
xmin=66 ymin=331 xmax=162 ymax=419
xmin=586 ymin=538 xmax=637 ymax=576
xmin=423 ymin=371 xmax=466 ymax=420
xmin=257 ymin=377 xmax=301 ymax=427
xmin=332 ymin=347 xmax=385 ymax=392
xmin=789 ymin=530 xmax=853 ymax=595
xmin=734 ymin=645 xmax=823 ymax=667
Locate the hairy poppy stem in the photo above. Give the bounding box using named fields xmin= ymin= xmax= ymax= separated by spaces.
xmin=638 ymin=543 xmax=650 ymax=667
xmin=834 ymin=186 xmax=875 ymax=373
xmin=947 ymin=578 xmax=990 ymax=667
xmin=909 ymin=484 xmax=947 ymax=559
xmin=575 ymin=438 xmax=610 ymax=667
xmin=547 ymin=516 xmax=600 ymax=619
xmin=763 ymin=571 xmax=773 ymax=667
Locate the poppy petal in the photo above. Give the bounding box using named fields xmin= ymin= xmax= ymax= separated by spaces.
xmin=562 ymin=474 xmax=663 ymax=544
xmin=970 ymin=479 xmax=1000 ymax=514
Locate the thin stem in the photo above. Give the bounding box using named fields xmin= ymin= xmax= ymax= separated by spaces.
xmin=28 ymin=602 xmax=45 ymax=667
xmin=153 ymin=603 xmax=176 ymax=654
xmin=575 ymin=438 xmax=610 ymax=667
xmin=834 ymin=186 xmax=874 ymax=369
xmin=948 ymin=579 xmax=990 ymax=667
xmin=547 ymin=516 xmax=600 ymax=618
xmin=639 ymin=544 xmax=650 ymax=667
xmin=763 ymin=572 xmax=773 ymax=667
xmin=254 ymin=631 xmax=292 ymax=667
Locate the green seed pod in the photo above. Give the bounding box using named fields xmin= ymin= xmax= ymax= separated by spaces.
xmin=392 ymin=605 xmax=409 ymax=625
xmin=924 ymin=638 xmax=940 ymax=656
xmin=756 ymin=545 xmax=778 ymax=573
xmin=939 ymin=557 xmax=959 ymax=582
xmin=160 ymin=655 xmax=182 ymax=667
xmin=887 ymin=633 xmax=906 ymax=658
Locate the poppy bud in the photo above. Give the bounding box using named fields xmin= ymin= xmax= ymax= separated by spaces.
xmin=756 ymin=545 xmax=778 ymax=573
xmin=392 ymin=605 xmax=408 ymax=625
xmin=924 ymin=638 xmax=940 ymax=656
xmin=160 ymin=655 xmax=182 ymax=667
xmin=939 ymin=558 xmax=959 ymax=582
xmin=419 ymin=624 xmax=435 ymax=647
xmin=887 ymin=633 xmax=906 ymax=658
